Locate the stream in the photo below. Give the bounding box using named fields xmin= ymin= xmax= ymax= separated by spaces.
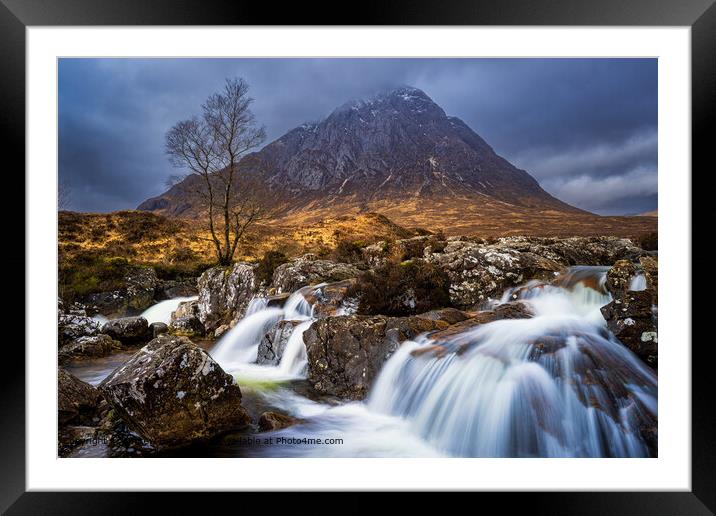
xmin=66 ymin=266 xmax=657 ymax=458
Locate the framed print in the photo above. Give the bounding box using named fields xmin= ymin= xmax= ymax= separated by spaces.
xmin=3 ymin=0 xmax=713 ymax=512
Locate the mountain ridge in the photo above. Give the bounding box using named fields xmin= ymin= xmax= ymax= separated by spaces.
xmin=138 ymin=86 xmax=652 ymax=236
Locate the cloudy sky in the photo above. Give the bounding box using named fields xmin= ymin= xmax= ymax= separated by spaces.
xmin=59 ymin=58 xmax=657 ymax=215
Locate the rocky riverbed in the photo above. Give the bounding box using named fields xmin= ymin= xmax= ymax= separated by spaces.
xmin=58 ymin=235 xmax=658 ymax=458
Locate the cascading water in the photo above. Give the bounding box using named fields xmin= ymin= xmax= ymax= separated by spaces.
xmin=630 ymin=273 xmax=647 ymax=291
xmin=210 ymin=287 xmax=316 ymax=379
xmin=139 ymin=296 xmax=199 ymax=325
xmin=368 ymin=266 xmax=657 ymax=458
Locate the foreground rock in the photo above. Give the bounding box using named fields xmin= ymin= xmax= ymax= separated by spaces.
xmin=59 ymin=334 xmax=121 ymax=364
xmin=101 ymin=316 xmax=150 ymax=345
xmin=601 ymin=257 xmax=658 ymax=368
xmin=257 ymin=320 xmax=302 ymax=366
xmin=197 ymin=263 xmax=259 ymax=333
xmin=58 ymin=368 xmax=104 ymax=426
xmin=271 ymin=254 xmax=360 ymax=294
xmin=83 ymin=265 xmax=158 ymax=318
xmin=601 ymin=291 xmax=657 ymax=368
xmin=58 ymin=313 xmax=101 ymax=346
xmin=99 ymin=335 xmax=250 ymax=449
xmin=258 ymin=411 xmax=303 ymax=432
xmin=304 ymin=315 xmax=448 ymax=400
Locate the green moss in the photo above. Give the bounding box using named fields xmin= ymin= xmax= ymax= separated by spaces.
xmin=234 ymin=376 xmax=286 ymax=391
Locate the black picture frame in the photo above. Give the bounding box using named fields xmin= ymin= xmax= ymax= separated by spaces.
xmin=2 ymin=0 xmax=711 ymax=512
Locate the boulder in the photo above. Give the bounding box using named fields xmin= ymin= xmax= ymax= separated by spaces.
xmin=257 ymin=320 xmax=302 ymax=365
xmin=58 ymin=314 xmax=101 ymax=346
xmin=59 ymin=334 xmax=121 ymax=364
xmin=491 ymin=236 xmax=646 ymax=266
xmin=271 ymin=254 xmax=360 ymax=294
xmin=197 ymin=263 xmax=259 ymax=333
xmin=304 ymin=315 xmax=448 ymax=400
xmin=149 ymin=322 xmax=169 ymax=339
xmin=303 ymin=279 xmax=358 ymax=318
xmin=640 ymin=255 xmax=658 ymax=303
xmin=601 ymin=291 xmax=658 ymax=368
xmin=101 ymin=316 xmax=150 ymax=344
xmin=169 ymin=316 xmax=205 ymax=337
xmin=172 ymin=299 xmax=198 ymax=319
xmin=258 ymin=411 xmax=303 ymax=432
xmin=83 ymin=265 xmax=158 ymax=317
xmin=169 ymin=300 xmax=205 ymax=336
xmin=98 ymin=334 xmax=250 ymax=450
xmin=58 ymin=368 xmax=104 ymax=426
xmin=425 ymin=239 xmax=562 ymax=308
xmin=605 ymin=260 xmax=639 ymax=298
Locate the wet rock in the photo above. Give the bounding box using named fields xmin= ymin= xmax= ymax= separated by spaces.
xmin=59 ymin=334 xmax=121 ymax=364
xmin=58 ymin=425 xmax=103 ymax=456
xmin=58 ymin=368 xmax=104 ymax=426
xmin=416 ymin=307 xmax=473 ymax=325
xmin=640 ymin=255 xmax=658 ymax=303
xmin=169 ymin=300 xmax=205 ymax=336
xmin=149 ymin=322 xmax=169 ymax=338
xmin=271 ymin=254 xmax=360 ymax=294
xmin=58 ymin=314 xmax=101 ymax=346
xmin=303 ymin=279 xmax=358 ymax=318
xmin=304 ymin=315 xmax=448 ymax=400
xmin=605 ymin=260 xmax=638 ymax=298
xmin=257 ymin=320 xmax=302 ymax=365
xmin=197 ymin=263 xmax=259 ymax=333
xmin=431 ymin=301 xmax=533 ymax=344
xmin=258 ymin=411 xmax=303 ymax=432
xmin=601 ymin=291 xmax=657 ymax=368
xmin=266 ymin=292 xmax=291 ymax=308
xmin=83 ymin=266 xmax=158 ymax=318
xmin=101 ymin=316 xmax=150 ymax=345
xmin=98 ymin=334 xmax=250 ymax=450
xmin=172 ymin=299 xmax=198 ymax=319
xmin=169 ymin=316 xmax=206 ymax=337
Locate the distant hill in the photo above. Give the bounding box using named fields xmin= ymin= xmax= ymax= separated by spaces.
xmin=637 ymin=210 xmax=658 ymax=217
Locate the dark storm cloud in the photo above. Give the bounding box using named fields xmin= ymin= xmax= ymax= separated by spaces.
xmin=58 ymin=58 xmax=657 ymax=215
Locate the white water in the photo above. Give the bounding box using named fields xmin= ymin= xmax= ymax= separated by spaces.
xmin=210 ymin=288 xmax=315 ymax=379
xmin=630 ymin=273 xmax=647 ymax=291
xmin=139 ymin=296 xmax=198 ymax=325
xmin=368 ymin=267 xmax=657 ymax=457
xmin=69 ymin=265 xmax=658 ymax=458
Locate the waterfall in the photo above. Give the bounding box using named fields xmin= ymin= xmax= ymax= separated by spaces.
xmin=139 ymin=296 xmax=198 ymax=325
xmin=629 ymin=273 xmax=647 ymax=291
xmin=368 ymin=266 xmax=657 ymax=458
xmin=210 ymin=288 xmax=316 ymax=379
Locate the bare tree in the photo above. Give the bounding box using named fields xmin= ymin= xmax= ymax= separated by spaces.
xmin=165 ymin=78 xmax=267 ymax=265
xmin=58 ymin=178 xmax=71 ymax=210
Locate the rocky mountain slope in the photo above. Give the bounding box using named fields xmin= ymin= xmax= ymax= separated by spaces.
xmin=138 ymin=87 xmax=642 ymax=230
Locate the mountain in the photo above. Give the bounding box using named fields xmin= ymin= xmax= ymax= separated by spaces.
xmin=139 ymin=86 xmax=655 ymax=236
